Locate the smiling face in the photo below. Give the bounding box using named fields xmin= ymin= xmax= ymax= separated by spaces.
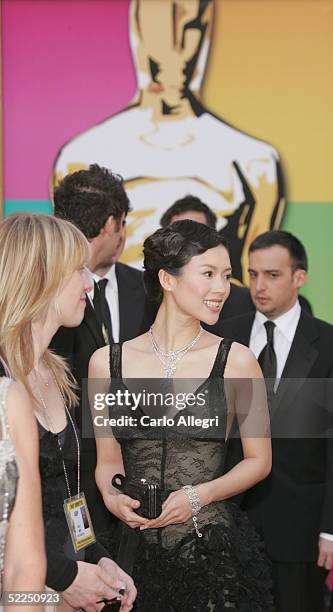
xmin=165 ymin=244 xmax=231 ymax=324
xmin=248 ymin=246 xmax=307 ymax=319
xmin=55 ymin=266 xmax=93 ymax=328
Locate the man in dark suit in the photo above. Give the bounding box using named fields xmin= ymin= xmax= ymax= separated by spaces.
xmin=160 ymin=195 xmax=254 ymax=319
xmin=221 ymin=230 xmax=333 ymax=612
xmin=52 ymin=164 xmax=154 ymax=543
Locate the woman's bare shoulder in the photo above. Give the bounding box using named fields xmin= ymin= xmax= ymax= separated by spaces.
xmin=204 ymin=331 xmax=252 ymax=359
xmin=89 ymin=345 xmax=110 ymax=377
xmin=122 ymin=332 xmax=150 ymax=355
xmin=5 ymin=381 xmax=32 ymax=419
xmin=90 ymin=334 xmax=150 ymax=377
xmin=226 ymin=341 xmax=262 ymax=378
xmin=4 ymin=381 xmax=38 ymax=450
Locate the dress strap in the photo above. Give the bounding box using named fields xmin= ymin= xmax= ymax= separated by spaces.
xmin=0 ymin=377 xmax=12 ymax=441
xmin=109 ymin=343 xmax=122 ymax=379
xmin=210 ymin=339 xmax=234 ymax=378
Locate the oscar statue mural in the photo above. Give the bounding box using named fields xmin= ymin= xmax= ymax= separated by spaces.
xmin=53 ymin=0 xmax=284 ymax=284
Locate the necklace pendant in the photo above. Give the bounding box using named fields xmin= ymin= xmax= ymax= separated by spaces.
xmin=149 ymin=325 xmax=204 ymax=379
xmin=164 ymin=363 xmax=176 ymax=377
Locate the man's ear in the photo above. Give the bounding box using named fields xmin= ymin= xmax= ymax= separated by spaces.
xmin=102 ymin=215 xmax=116 ymax=235
xmin=294 ymin=269 xmax=307 ymax=289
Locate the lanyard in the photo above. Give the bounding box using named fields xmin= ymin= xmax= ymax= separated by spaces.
xmin=57 ymin=404 xmax=80 ymax=499
xmin=34 ymin=378 xmax=80 ymax=499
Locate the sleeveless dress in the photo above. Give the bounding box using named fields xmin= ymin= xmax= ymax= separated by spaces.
xmin=0 ymin=377 xmax=18 ymax=594
xmin=109 ymin=340 xmax=274 ymax=611
xmin=38 ymin=412 xmax=111 ymax=590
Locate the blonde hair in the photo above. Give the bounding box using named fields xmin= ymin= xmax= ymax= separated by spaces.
xmin=0 ymin=213 xmax=90 ymax=406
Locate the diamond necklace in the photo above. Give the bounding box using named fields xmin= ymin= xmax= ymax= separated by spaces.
xmin=149 ymin=325 xmax=203 ymax=377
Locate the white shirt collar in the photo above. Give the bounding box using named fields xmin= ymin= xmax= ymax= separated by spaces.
xmin=93 ymin=264 xmax=116 ymax=285
xmin=253 ymin=300 xmax=301 ymax=342
xmin=87 ymin=264 xmax=117 ymax=300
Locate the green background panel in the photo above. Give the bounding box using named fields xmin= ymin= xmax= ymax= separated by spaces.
xmin=3 ymin=200 xmax=333 ymax=324
xmin=4 ymin=200 xmax=53 ymax=216
xmin=281 ymin=202 xmax=333 ymax=324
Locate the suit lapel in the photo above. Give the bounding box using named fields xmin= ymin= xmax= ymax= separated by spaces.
xmin=116 ymin=263 xmax=142 ymax=343
xmin=271 ymin=311 xmax=319 ymax=415
xmin=83 ymin=298 xmax=105 ymax=347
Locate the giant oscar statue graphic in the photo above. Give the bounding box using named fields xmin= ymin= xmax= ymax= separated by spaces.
xmin=53 ymin=0 xmax=284 ymax=284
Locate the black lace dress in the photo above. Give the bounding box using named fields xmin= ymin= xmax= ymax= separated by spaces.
xmin=109 ymin=340 xmax=273 ymax=611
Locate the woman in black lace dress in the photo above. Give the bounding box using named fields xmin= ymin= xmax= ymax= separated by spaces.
xmin=91 ymin=220 xmax=273 ymax=611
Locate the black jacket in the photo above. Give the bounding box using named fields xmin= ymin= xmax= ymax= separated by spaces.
xmin=220 ymin=309 xmax=333 ymax=562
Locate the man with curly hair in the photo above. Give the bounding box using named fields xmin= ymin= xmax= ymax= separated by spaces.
xmin=52 ymin=164 xmax=153 ymax=544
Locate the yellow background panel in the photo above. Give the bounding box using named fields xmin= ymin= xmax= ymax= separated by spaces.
xmin=203 ymin=0 xmax=333 ymax=202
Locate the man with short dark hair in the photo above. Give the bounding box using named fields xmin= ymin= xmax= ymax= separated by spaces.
xmin=250 ymin=229 xmax=309 ymax=283
xmin=221 ymin=230 xmax=333 ymax=612
xmin=160 ymin=195 xmax=217 ymax=229
xmin=52 ymin=164 xmax=154 ymax=542
xmin=54 ymin=164 xmax=129 ymax=279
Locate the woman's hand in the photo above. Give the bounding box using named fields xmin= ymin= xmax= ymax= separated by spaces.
xmin=98 ymin=557 xmax=137 ymax=611
xmin=104 ymin=492 xmax=149 ymax=529
xmin=139 ymin=489 xmax=193 ymax=530
xmin=63 ymin=558 xmax=137 ymax=612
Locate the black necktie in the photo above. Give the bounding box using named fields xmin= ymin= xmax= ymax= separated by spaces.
xmin=258 ymin=320 xmax=277 ymax=394
xmin=93 ymin=279 xmax=114 ymax=344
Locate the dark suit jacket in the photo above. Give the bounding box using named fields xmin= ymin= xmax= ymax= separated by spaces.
xmin=51 ymin=262 xmax=155 ymax=536
xmin=220 ymin=309 xmax=333 ymax=562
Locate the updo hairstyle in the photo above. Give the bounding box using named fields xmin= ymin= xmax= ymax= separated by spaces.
xmin=143 ymin=220 xmax=228 ymax=303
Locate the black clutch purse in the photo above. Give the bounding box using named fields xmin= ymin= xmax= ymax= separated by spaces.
xmin=111 ymin=473 xmax=162 ymax=519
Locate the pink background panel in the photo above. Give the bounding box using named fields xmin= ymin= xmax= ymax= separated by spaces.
xmin=2 ymin=0 xmax=135 ymax=199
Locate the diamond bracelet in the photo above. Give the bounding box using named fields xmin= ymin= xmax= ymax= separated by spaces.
xmin=182 ymin=485 xmax=203 ymax=538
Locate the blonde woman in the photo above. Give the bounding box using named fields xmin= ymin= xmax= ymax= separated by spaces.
xmin=0 ymin=214 xmax=136 ymax=612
